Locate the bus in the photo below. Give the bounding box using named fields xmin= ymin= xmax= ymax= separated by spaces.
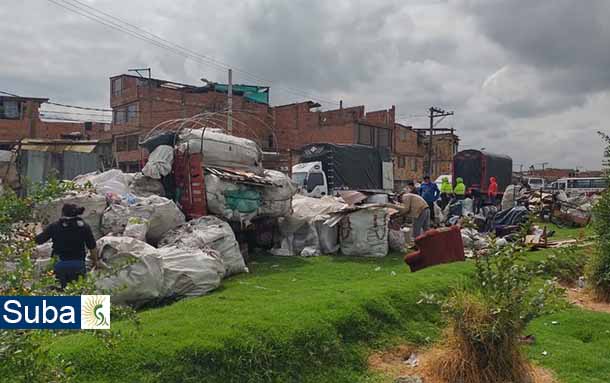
xmin=549 ymin=177 xmax=607 ymax=195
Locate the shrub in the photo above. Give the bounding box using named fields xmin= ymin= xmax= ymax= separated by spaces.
xmin=429 ymin=232 xmax=559 ymax=383
xmin=536 ymin=245 xmax=587 ymax=285
xmin=0 ymin=180 xmax=138 ymax=382
xmin=587 ymin=132 xmax=610 ymax=301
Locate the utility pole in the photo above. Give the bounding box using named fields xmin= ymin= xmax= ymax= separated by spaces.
xmin=227 ymin=68 xmax=233 ymax=135
xmin=426 ymin=107 xmax=454 ymax=176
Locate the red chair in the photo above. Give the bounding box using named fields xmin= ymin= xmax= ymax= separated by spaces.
xmin=404 ymin=226 xmax=465 ymax=272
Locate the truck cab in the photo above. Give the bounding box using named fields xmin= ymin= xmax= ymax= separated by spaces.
xmin=292 ymin=161 xmax=328 ymax=197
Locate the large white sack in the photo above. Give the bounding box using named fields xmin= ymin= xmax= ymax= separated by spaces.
xmin=158 ymin=246 xmax=224 ymax=298
xmin=259 ymin=170 xmax=297 ymax=217
xmin=101 ymin=195 xmax=185 ymax=243
xmin=159 ymin=216 xmax=247 ymax=277
xmin=36 ymin=191 xmax=107 ymax=239
xmin=179 ymin=128 xmax=263 ymax=174
xmin=95 ymin=236 xmax=166 ymax=307
xmin=129 ymin=172 xmax=165 ymax=197
xmin=142 ymin=145 xmax=174 ymax=179
xmin=74 ymin=169 xmax=131 ymax=197
xmin=205 ymin=173 xmax=260 ymax=223
xmin=339 ymin=208 xmax=389 ymax=257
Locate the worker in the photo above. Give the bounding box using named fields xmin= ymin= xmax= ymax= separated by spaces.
xmin=454 ymin=177 xmax=466 ymax=200
xmin=400 ymin=192 xmax=430 ymax=238
xmin=439 ymin=177 xmax=453 ymax=209
xmin=419 ymin=175 xmax=440 ymax=223
xmin=488 ymin=176 xmax=498 ymax=205
xmin=35 ymin=203 xmax=98 ymax=289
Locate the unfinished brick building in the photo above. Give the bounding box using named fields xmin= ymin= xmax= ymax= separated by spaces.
xmin=0 ymin=95 xmax=110 ymax=150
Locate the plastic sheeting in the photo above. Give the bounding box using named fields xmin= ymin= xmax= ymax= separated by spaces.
xmin=259 ymin=170 xmax=297 ymax=217
xmin=158 ymin=246 xmax=224 ymax=298
xmin=95 ymin=236 xmax=166 ymax=307
xmin=179 ymin=128 xmax=263 ymax=174
xmin=205 ymin=173 xmax=260 ymax=223
xmin=159 ymin=216 xmax=247 ymax=277
xmin=339 ymin=208 xmax=389 ymax=257
xmin=270 ymin=195 xmax=346 ymax=256
xmin=36 ymin=191 xmax=107 ymax=239
xmin=101 ymin=195 xmax=185 ymax=243
xmin=74 ymin=169 xmax=131 ymax=197
xmin=142 ymin=145 xmax=174 ymax=179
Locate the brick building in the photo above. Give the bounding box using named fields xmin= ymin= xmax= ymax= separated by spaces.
xmin=109 ymin=74 xmax=273 ymax=172
xmin=0 ymin=95 xmax=111 ymax=150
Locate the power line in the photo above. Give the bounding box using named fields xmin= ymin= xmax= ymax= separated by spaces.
xmin=47 ymin=0 xmax=340 ymax=106
xmin=45 ymin=101 xmax=112 ymax=112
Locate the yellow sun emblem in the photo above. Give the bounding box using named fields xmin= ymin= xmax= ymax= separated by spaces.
xmin=82 ymin=296 xmax=109 ymax=328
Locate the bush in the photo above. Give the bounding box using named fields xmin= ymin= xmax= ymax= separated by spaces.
xmin=0 ymin=180 xmax=138 ymax=382
xmin=587 ymin=132 xmax=610 ymax=301
xmin=536 ymin=245 xmax=587 ymax=285
xmin=429 ymin=232 xmax=559 ymax=383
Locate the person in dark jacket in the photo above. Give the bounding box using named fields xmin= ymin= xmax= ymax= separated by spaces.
xmin=35 ymin=203 xmax=98 ymax=289
xmin=419 ymin=175 xmax=440 ymax=222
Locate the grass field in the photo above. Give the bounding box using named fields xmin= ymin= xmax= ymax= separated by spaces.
xmin=46 ymin=224 xmax=610 ymax=383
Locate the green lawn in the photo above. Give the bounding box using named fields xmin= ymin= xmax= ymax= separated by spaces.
xmin=44 ymin=225 xmax=610 ymax=383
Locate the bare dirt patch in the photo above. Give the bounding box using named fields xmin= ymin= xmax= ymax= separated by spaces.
xmin=565 ymin=287 xmax=610 ymax=314
xmin=368 ymin=344 xmax=556 ymax=383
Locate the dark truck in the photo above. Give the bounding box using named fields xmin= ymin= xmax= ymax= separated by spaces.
xmin=453 ymin=150 xmax=512 ymax=195
xmin=291 ymin=143 xmax=394 ymax=197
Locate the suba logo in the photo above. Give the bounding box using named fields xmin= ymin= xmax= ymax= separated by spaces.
xmin=0 ymin=295 xmax=111 ymax=330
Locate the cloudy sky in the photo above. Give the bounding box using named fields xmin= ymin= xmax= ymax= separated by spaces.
xmin=2 ymin=0 xmax=609 ymax=170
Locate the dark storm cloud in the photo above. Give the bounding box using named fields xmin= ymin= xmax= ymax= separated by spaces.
xmin=0 ymin=0 xmax=608 ymax=168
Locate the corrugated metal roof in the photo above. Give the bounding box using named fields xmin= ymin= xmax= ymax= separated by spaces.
xmin=20 ymin=144 xmax=96 ymax=153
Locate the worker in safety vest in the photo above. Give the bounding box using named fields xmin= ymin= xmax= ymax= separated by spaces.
xmin=35 ymin=203 xmax=98 ymax=289
xmin=439 ymin=177 xmax=453 ymax=209
xmin=454 ymin=177 xmax=466 ymax=200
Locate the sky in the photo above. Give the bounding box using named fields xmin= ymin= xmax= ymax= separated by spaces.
xmin=1 ymin=0 xmax=609 ymax=170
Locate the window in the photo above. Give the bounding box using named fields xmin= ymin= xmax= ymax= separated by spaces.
xmin=357 ymin=124 xmax=373 ymax=145
xmin=376 ymin=128 xmax=390 ymax=148
xmin=399 ymin=128 xmax=407 ymax=141
xmin=113 ymin=108 xmax=126 ymax=124
xmin=591 ymin=179 xmax=608 ymax=188
xmin=411 ymin=158 xmax=418 ymax=172
xmin=127 ymin=103 xmax=139 ymax=122
xmin=115 ymin=134 xmax=139 ymax=152
xmin=398 ymin=156 xmax=405 ymax=168
xmin=568 ymin=179 xmax=592 ymax=189
xmin=112 ymin=78 xmax=123 ymax=96
xmin=0 ymin=100 xmax=20 ymax=119
xmin=306 ymin=173 xmax=325 ymax=192
xmin=84 ymin=122 xmax=92 ymax=131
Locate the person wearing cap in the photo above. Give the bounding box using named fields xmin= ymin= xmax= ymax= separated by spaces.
xmin=419 ymin=175 xmax=440 ymax=222
xmin=35 ymin=203 xmax=98 ymax=289
xmin=400 ymin=192 xmax=430 ymax=238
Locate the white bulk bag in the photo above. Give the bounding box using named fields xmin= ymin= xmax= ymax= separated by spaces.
xmin=129 ymin=172 xmax=165 ymax=197
xmin=159 ymin=216 xmax=247 ymax=277
xmin=36 ymin=191 xmax=107 ymax=239
xmin=179 ymin=128 xmax=263 ymax=174
xmin=73 ymin=169 xmax=131 ymax=197
xmin=142 ymin=145 xmax=174 ymax=179
xmin=259 ymin=170 xmax=297 ymax=217
xmin=101 ymin=195 xmax=185 ymax=243
xmin=158 ymin=246 xmax=225 ymax=298
xmin=339 ymin=208 xmax=389 ymax=257
xmin=95 ymin=236 xmax=166 ymax=307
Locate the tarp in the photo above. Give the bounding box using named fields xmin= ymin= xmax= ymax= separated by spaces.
xmin=298 ymin=143 xmax=389 ymax=190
